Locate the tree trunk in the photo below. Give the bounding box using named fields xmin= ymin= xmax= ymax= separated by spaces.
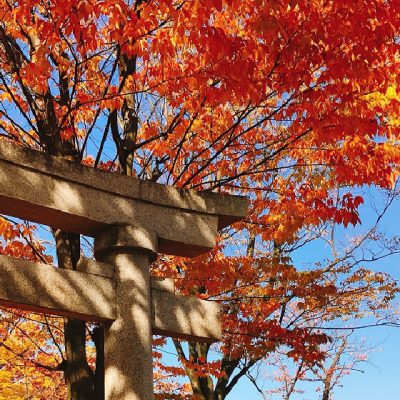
xmin=322 ymin=338 xmax=347 ymax=400
xmin=53 ymin=229 xmax=95 ymax=399
xmin=188 ymin=342 xmax=214 ymax=400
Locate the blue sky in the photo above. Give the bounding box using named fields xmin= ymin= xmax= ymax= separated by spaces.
xmin=227 ymin=186 xmax=400 ymax=399
xmin=332 ymin=194 xmax=400 ymax=400
xmin=225 ymin=304 xmax=400 ymax=400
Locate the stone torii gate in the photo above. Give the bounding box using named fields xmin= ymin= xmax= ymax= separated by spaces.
xmin=0 ymin=141 xmax=248 ymax=399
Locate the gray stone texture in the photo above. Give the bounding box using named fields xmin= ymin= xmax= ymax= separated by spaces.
xmin=0 ymin=254 xmax=116 ymax=320
xmin=103 ymin=251 xmax=154 ymax=400
xmin=95 ymin=226 xmax=155 ymax=400
xmin=152 ymin=288 xmax=221 ymax=342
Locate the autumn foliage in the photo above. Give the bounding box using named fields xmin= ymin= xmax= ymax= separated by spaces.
xmin=0 ymin=0 xmax=399 ymax=398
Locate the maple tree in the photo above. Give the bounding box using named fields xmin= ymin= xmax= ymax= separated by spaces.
xmin=0 ymin=0 xmax=399 ymax=399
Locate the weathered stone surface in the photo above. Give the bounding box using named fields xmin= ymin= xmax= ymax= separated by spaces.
xmin=151 ymin=276 xmax=175 ymax=293
xmin=0 ymin=141 xmax=247 ymax=226
xmin=0 ymin=141 xmax=248 ymax=257
xmin=94 ymin=225 xmax=158 ymax=261
xmin=101 ymin=250 xmax=154 ymax=400
xmin=152 ymin=289 xmax=221 ymax=342
xmin=95 ymin=225 xmax=156 ymax=400
xmin=152 ymin=277 xmax=221 ymax=341
xmin=0 ymin=255 xmax=116 ymax=321
xmin=76 ymin=257 xmax=114 ymax=279
xmin=0 ymin=255 xmax=221 ymax=341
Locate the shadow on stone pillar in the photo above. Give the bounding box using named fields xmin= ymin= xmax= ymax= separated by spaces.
xmin=95 ymin=225 xmax=157 ymax=400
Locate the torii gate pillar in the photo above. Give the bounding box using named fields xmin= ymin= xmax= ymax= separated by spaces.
xmin=95 ymin=225 xmax=158 ymax=400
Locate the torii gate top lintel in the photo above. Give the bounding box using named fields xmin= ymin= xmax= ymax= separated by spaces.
xmin=0 ymin=140 xmax=248 ymax=257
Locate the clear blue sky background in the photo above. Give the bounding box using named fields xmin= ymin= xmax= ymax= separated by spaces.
xmin=335 ymin=195 xmax=400 ymax=400
xmin=226 ymin=187 xmax=400 ymax=400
